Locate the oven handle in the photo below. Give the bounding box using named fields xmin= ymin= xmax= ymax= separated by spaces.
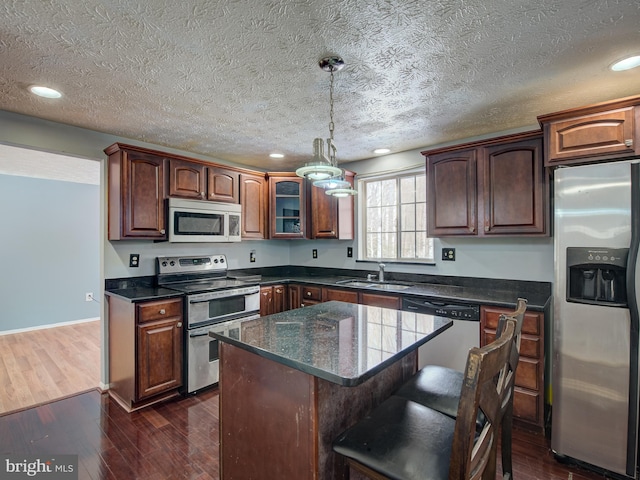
xmin=189 ymin=293 xmax=245 ymax=304
xmin=189 ymin=331 xmax=212 ymax=338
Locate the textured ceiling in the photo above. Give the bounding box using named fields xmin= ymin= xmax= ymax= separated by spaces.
xmin=0 ymin=0 xmax=639 ymax=171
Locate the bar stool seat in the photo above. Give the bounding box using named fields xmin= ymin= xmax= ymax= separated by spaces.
xmin=333 ymin=318 xmax=518 ymax=480
xmin=393 ymin=297 xmax=527 ymax=479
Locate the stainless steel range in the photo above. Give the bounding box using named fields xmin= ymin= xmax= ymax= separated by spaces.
xmin=157 ymin=254 xmax=260 ymax=393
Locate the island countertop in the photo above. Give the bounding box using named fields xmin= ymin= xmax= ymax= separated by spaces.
xmin=210 ymin=300 xmax=452 ymax=387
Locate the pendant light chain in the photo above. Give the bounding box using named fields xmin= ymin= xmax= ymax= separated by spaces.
xmin=329 ymin=68 xmax=335 ymax=145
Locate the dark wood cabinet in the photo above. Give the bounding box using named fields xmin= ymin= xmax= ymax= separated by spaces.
xmin=308 ymin=171 xmax=355 ymax=240
xmin=169 ymin=158 xmax=240 ymax=203
xmin=208 ymin=167 xmax=239 ymax=203
xmin=482 ymin=137 xmax=546 ymax=235
xmin=322 ymin=287 xmax=359 ymax=303
xmin=240 ymin=173 xmax=267 ymax=239
xmin=260 ymin=285 xmax=287 ymax=316
xmin=426 ymin=149 xmax=477 ymax=236
xmin=423 ymin=131 xmax=548 ymax=237
xmin=268 ymin=173 xmax=307 ymax=239
xmin=105 ymin=144 xmax=167 ymax=240
xmin=168 ymin=158 xmax=206 ymax=199
xmin=481 ymin=305 xmax=544 ymax=432
xmin=108 ymin=295 xmax=183 ymax=411
xmin=359 ymin=293 xmax=401 ymax=309
xmin=538 ymin=96 xmax=640 ymax=166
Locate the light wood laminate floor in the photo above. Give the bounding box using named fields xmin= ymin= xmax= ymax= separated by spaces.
xmin=0 ymin=320 xmax=100 ymax=415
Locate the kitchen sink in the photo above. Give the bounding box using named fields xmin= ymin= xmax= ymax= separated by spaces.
xmin=336 ymin=280 xmax=376 ymax=287
xmin=369 ymin=283 xmax=412 ymax=290
xmin=335 ymin=279 xmax=413 ymax=290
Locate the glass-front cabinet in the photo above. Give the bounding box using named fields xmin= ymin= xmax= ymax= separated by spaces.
xmin=268 ymin=173 xmax=306 ymax=238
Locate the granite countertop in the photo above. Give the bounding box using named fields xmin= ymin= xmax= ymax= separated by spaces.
xmin=210 ymin=300 xmax=452 ymax=387
xmin=104 ymin=286 xmax=183 ymax=302
xmin=259 ymin=275 xmax=550 ymax=311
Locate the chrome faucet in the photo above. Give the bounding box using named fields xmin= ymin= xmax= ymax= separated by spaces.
xmin=378 ymin=263 xmax=385 ymax=282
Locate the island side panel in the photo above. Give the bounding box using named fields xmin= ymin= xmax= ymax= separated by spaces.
xmin=219 ymin=343 xmax=317 ymax=480
xmin=317 ymin=350 xmax=417 ymax=479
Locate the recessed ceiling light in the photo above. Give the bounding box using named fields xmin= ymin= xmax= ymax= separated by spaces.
xmin=28 ymin=85 xmax=62 ymax=98
xmin=269 ymin=153 xmax=284 ymax=158
xmin=610 ymin=55 xmax=640 ymax=72
xmin=373 ymin=148 xmax=391 ymax=154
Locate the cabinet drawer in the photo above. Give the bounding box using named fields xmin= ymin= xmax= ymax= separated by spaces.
xmin=519 ymin=335 xmax=541 ymax=359
xmin=323 ymin=288 xmax=358 ymax=303
xmin=515 ymin=357 xmax=541 ymax=391
xmin=485 ymin=310 xmax=540 ymax=336
xmin=137 ymin=298 xmax=183 ymax=323
xmin=301 ymin=286 xmax=322 ymax=301
xmin=513 ymin=387 xmax=541 ymax=424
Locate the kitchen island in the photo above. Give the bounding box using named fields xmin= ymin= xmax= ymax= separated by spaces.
xmin=211 ymin=301 xmax=452 ymax=480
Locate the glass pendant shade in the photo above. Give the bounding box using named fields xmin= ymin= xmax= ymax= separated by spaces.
xmin=325 ymin=187 xmax=358 ymax=197
xmin=313 ymin=177 xmax=351 ymax=189
xmin=295 ymin=138 xmax=341 ymax=180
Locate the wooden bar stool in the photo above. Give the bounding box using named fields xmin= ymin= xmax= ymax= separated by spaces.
xmin=394 ymin=298 xmax=527 ymax=479
xmin=333 ymin=317 xmax=518 ymax=480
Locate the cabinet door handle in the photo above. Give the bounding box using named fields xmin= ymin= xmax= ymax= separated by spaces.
xmin=306 ymin=291 xmax=311 ymax=296
xmin=160 ymin=229 xmax=166 ymax=234
xmin=276 ymin=289 xmax=282 ymax=293
xmin=176 ymin=322 xmax=182 ymax=328
xmin=159 ymin=309 xmax=166 ymax=315
xmin=626 ymin=139 xmax=633 ymax=147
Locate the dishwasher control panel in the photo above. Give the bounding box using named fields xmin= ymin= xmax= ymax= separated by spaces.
xmin=401 ymin=297 xmax=480 ymax=321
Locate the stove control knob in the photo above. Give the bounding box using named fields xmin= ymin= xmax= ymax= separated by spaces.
xmin=220 ymin=258 xmax=225 ymax=263
xmin=170 ymin=261 xmax=175 ymax=266
xmin=161 ymin=261 xmax=168 ymax=267
xmin=214 ymin=258 xmax=219 ymax=263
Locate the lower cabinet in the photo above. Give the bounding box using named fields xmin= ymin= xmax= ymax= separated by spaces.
xmin=481 ymin=305 xmax=544 ymax=432
xmin=359 ymin=292 xmax=401 ymax=309
xmin=108 ymin=295 xmax=183 ymax=411
xmin=260 ymin=285 xmax=287 ymax=316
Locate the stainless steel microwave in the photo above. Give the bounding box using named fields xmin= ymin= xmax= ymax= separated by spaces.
xmin=168 ymin=198 xmax=242 ymax=243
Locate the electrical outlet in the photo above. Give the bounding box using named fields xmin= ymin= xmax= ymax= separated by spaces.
xmin=250 ymin=250 xmax=256 ymax=263
xmin=85 ymin=292 xmax=94 ymax=302
xmin=347 ymin=247 xmax=353 ymax=258
xmin=442 ymin=248 xmax=456 ymax=261
xmin=312 ymin=249 xmax=318 ymax=259
xmin=129 ymin=253 xmax=140 ymax=267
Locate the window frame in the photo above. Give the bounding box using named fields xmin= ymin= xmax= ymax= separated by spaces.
xmin=357 ymin=167 xmax=434 ymax=264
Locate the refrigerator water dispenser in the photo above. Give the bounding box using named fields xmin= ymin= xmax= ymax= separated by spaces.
xmin=566 ymin=247 xmax=628 ymax=306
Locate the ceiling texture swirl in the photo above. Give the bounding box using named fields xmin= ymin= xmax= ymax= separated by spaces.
xmin=0 ymin=0 xmax=639 ymax=170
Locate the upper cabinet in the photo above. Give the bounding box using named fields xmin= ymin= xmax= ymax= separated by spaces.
xmin=268 ymin=173 xmax=307 ymax=239
xmin=538 ymin=95 xmax=640 ymax=166
xmin=106 ymin=144 xmax=167 ymax=240
xmin=240 ymin=172 xmax=268 ymax=239
xmin=308 ymin=170 xmax=355 ymax=240
xmin=106 ymin=143 xmax=254 ymax=241
xmin=168 ymin=158 xmax=239 ymax=203
xmin=423 ymin=131 xmax=548 ymax=237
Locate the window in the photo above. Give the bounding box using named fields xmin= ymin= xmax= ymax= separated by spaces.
xmin=360 ymin=170 xmax=434 ymax=262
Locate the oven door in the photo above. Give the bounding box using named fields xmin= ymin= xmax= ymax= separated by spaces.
xmin=186 ymin=314 xmax=259 ymax=393
xmin=187 ymin=287 xmax=260 ymax=328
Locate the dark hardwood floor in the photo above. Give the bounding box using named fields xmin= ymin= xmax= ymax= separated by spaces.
xmin=0 ymin=388 xmax=612 ymax=479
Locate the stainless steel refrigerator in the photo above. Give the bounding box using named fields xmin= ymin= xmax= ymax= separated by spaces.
xmin=553 ymin=159 xmax=640 ymax=478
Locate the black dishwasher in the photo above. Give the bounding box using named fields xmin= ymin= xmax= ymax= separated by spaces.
xmin=401 ymin=297 xmax=479 ymax=320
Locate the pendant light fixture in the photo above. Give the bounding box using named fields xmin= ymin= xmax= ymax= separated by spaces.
xmin=296 ymin=56 xmax=357 ymax=196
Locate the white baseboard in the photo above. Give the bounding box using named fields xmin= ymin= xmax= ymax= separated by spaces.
xmin=0 ymin=317 xmax=100 ymax=336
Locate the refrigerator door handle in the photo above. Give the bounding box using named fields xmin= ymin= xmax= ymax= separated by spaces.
xmin=625 ymin=162 xmax=640 ymax=476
